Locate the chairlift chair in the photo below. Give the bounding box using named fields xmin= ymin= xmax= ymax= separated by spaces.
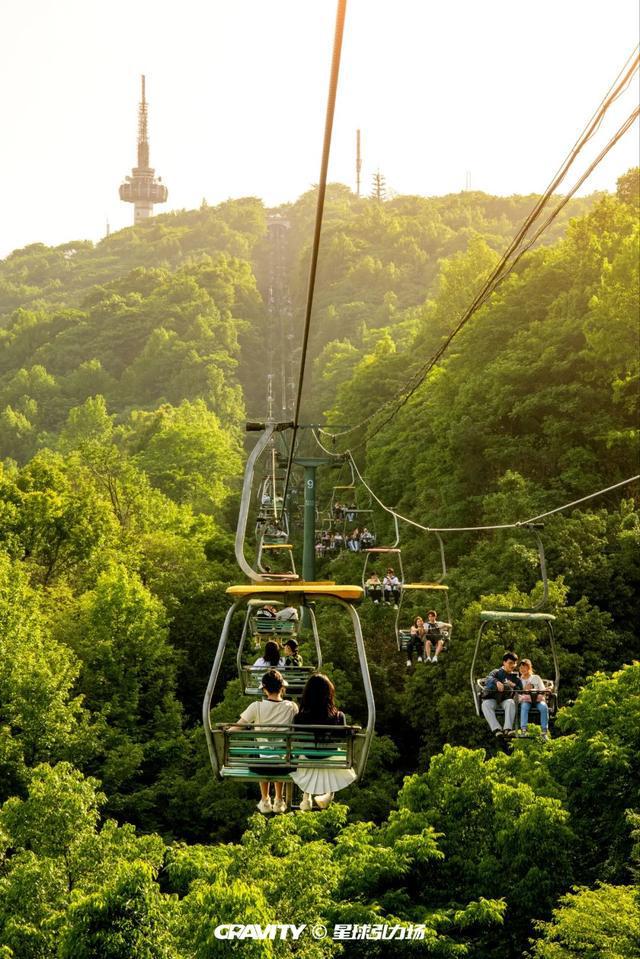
xmin=203 ymin=583 xmax=375 ymax=789
xmin=395 ymin=533 xmax=452 ymax=655
xmin=257 ymin=540 xmax=297 ymax=578
xmin=238 ymin=598 xmax=322 ymax=698
xmin=236 ymin=423 xmax=299 ymax=583
xmin=362 ymin=513 xmax=403 ymax=599
xmin=397 ymin=583 xmax=452 ymax=654
xmin=469 ymin=524 xmax=560 ymax=727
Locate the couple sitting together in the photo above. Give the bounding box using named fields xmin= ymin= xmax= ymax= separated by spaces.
xmin=233 ymin=669 xmax=355 ymax=814
xmin=481 ymin=652 xmax=550 ymax=739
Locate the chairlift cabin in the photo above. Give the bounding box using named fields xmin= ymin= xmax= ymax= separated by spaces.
xmin=327 ymin=482 xmax=375 ymax=544
xmin=203 ymin=583 xmax=375 ymax=790
xmin=394 ymin=533 xmax=452 ymax=656
xmin=238 ymin=597 xmax=322 ymax=698
xmin=362 ymin=514 xmax=403 ymax=597
xmin=237 ymin=422 xmax=299 ymax=583
xmin=257 ymin=541 xmax=297 ymax=578
xmin=469 ymin=525 xmax=560 ymax=727
xmin=397 ymin=583 xmax=452 ymax=655
xmin=329 ymin=484 xmax=356 ymax=520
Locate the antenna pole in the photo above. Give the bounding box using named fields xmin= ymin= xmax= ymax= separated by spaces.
xmin=119 ymin=75 xmax=168 ymax=224
xmin=356 ymin=128 xmax=362 ymax=197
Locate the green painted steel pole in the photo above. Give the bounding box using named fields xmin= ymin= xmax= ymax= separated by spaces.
xmin=293 ymin=454 xmax=336 ymax=587
xmin=303 ymin=465 xmax=317 ymax=583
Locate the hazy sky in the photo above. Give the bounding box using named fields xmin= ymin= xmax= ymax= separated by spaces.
xmin=1 ymin=0 xmax=638 ymax=257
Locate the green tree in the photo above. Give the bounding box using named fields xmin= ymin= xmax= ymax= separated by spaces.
xmin=54 ymin=567 xmax=185 ymax=824
xmin=530 ymin=883 xmax=640 ymax=959
xmin=60 ymin=863 xmax=179 ymax=959
xmin=130 ymin=400 xmax=242 ymax=514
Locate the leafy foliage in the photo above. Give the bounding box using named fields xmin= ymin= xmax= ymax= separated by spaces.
xmin=0 ymin=178 xmax=637 ymax=957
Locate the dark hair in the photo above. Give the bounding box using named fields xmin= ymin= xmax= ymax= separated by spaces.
xmin=299 ymin=673 xmax=339 ymax=721
xmin=261 ymin=669 xmax=285 ymax=694
xmin=503 ymin=651 xmax=518 ymax=663
xmin=284 ymin=638 xmax=298 ymax=652
xmin=263 ymin=640 xmax=281 ymax=666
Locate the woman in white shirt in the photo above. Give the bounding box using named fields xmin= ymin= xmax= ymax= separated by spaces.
xmin=518 ymin=658 xmax=550 ymax=737
xmin=383 ymin=568 xmax=401 ymax=607
xmin=234 ymin=669 xmax=298 ymax=814
xmin=253 ymin=640 xmax=285 ymax=669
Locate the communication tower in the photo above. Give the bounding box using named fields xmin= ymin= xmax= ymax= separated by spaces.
xmin=119 ymin=76 xmax=168 ymax=224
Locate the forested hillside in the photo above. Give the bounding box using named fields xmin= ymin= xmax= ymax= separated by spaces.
xmin=0 ymin=175 xmax=637 ymax=958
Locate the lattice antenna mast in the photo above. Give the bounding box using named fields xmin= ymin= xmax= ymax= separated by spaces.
xmin=119 ymin=74 xmax=168 ymax=224
xmin=356 ymin=129 xmax=362 ymax=197
xmin=371 ymin=170 xmax=386 ymax=202
xmin=137 ymin=75 xmax=150 ymax=169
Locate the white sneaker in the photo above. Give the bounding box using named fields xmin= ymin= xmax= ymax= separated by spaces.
xmin=257 ymin=798 xmax=273 ymax=814
xmin=425 ymin=656 xmax=432 ymax=663
xmin=314 ymin=792 xmax=334 ymax=809
xmin=432 ymin=655 xmax=438 ymax=663
xmin=272 ymin=799 xmax=287 ymax=814
xmin=417 ymin=656 xmax=423 ymax=663
xmin=299 ymin=793 xmax=313 ymax=812
xmin=406 ymin=659 xmax=412 ymax=667
xmin=393 ymin=604 xmax=399 ymax=610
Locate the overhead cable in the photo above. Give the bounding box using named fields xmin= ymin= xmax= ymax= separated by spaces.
xmin=280 ymin=0 xmax=348 ymax=517
xmin=319 ymin=47 xmax=640 ymax=447
xmin=312 ymin=427 xmax=639 ymax=534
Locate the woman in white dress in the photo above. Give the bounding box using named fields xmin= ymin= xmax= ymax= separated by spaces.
xmin=290 ymin=674 xmax=356 ymax=811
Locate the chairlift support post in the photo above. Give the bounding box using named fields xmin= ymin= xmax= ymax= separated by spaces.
xmin=293 ymin=456 xmax=334 ymax=585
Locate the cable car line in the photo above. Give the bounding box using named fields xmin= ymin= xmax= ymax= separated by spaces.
xmin=364 ymin=103 xmax=640 ymax=448
xmin=317 ymin=47 xmax=640 ymax=449
xmin=279 ymin=0 xmax=348 ymax=519
xmin=312 ymin=427 xmax=638 ymax=534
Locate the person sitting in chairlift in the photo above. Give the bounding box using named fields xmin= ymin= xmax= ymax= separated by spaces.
xmin=291 ymin=673 xmax=356 ymax=811
xmin=256 ymin=605 xmax=278 ymax=620
xmin=346 ymin=504 xmax=357 ymax=522
xmin=407 ymin=616 xmax=426 ymax=668
xmin=383 ymin=568 xmax=401 ymax=608
xmin=348 ymin=528 xmax=361 ymax=552
xmin=284 ymin=638 xmax=303 ymax=667
xmin=365 ymin=572 xmax=382 ymax=603
xmin=254 ymin=640 xmax=285 ymax=668
xmin=481 ymin=651 xmax=523 ymax=740
xmin=360 ymin=527 xmax=375 ymax=548
xmin=276 ymin=605 xmax=299 ymax=622
xmin=333 ymin=531 xmax=345 ymax=549
xmin=424 ymin=610 xmax=452 ymax=663
xmin=518 ymin=658 xmax=550 ymax=739
xmin=232 ymin=668 xmax=298 ymax=814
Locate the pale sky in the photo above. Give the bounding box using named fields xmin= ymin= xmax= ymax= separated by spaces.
xmin=1 ymin=0 xmax=638 ymax=257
